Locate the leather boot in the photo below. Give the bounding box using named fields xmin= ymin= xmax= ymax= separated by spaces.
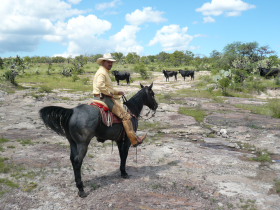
xmin=122 ymin=119 xmax=146 ymax=147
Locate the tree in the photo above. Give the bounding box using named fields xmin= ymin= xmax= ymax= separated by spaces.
xmin=125 ymin=52 xmax=140 ymax=64
xmin=112 ymin=52 xmax=124 ymax=63
xmin=170 ymin=50 xmax=185 ymax=66
xmin=257 ymin=46 xmax=275 ymax=59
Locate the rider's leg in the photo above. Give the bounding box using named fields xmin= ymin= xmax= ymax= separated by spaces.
xmin=111 ymin=101 xmax=146 ymax=147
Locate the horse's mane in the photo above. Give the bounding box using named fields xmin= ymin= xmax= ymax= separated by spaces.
xmin=125 ymin=88 xmax=146 ymax=118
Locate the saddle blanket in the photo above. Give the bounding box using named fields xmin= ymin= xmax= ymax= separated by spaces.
xmin=90 ymin=101 xmax=122 ymax=126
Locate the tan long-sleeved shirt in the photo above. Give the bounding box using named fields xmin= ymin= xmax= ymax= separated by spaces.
xmin=92 ymin=66 xmax=119 ymax=96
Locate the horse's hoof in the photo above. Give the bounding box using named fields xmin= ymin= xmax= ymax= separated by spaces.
xmin=78 ymin=191 xmax=87 ymax=198
xmin=121 ymin=173 xmax=129 ymax=179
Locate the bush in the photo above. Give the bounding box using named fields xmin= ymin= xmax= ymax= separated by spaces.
xmin=268 ymin=99 xmax=280 ymax=118
xmin=4 ymin=70 xmax=18 ymax=86
xmin=218 ymin=77 xmax=230 ymax=95
xmin=134 ymin=63 xmax=150 ymax=79
xmin=72 ymin=74 xmax=79 ymax=82
xmin=38 ymin=86 xmax=52 ymax=93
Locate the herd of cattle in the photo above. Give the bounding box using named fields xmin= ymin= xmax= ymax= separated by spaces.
xmin=162 ymin=69 xmax=194 ymax=81
xmin=111 ymin=67 xmax=279 ymax=85
xmin=111 ymin=69 xmax=195 ymax=85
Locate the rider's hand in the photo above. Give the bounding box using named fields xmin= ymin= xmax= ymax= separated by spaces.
xmin=118 ymin=91 xmax=125 ymax=95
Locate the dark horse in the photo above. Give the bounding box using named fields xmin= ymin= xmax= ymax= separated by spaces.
xmin=39 ymin=83 xmax=157 ymax=197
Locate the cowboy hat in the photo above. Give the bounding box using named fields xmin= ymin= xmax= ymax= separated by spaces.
xmin=96 ymin=53 xmax=116 ymax=65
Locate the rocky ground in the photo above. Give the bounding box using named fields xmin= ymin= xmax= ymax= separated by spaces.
xmin=0 ymin=72 xmax=280 ymax=210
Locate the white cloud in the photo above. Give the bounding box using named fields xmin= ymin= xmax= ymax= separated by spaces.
xmin=149 ymin=24 xmax=200 ymax=52
xmin=95 ymin=0 xmax=122 ymax=11
xmin=196 ymin=0 xmax=256 ymax=17
xmin=203 ymin=16 xmax=216 ymax=23
xmin=110 ymin=25 xmax=143 ymax=55
xmin=126 ymin=7 xmax=166 ymax=26
xmin=45 ymin=15 xmax=113 ymax=56
xmin=0 ymin=0 xmax=85 ymax=54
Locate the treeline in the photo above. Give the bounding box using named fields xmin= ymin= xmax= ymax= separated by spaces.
xmin=1 ymin=41 xmax=279 ymax=71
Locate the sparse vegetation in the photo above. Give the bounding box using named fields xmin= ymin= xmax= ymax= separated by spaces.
xmin=251 ymin=150 xmax=272 ymax=162
xmin=178 ymin=106 xmax=207 ymax=123
xmin=235 ymin=98 xmax=280 ymax=119
xmin=274 ymin=179 xmax=280 ymax=194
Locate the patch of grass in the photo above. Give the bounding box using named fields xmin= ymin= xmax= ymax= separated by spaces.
xmin=274 ymin=179 xmax=280 ymax=194
xmin=138 ymin=121 xmax=166 ymax=131
xmin=235 ymin=103 xmax=271 ymax=117
xmin=156 ymin=93 xmax=174 ymax=104
xmin=0 ymin=138 xmax=8 ymax=152
xmin=0 ymin=157 xmax=10 ymax=173
xmin=30 ymin=93 xmax=45 ymax=99
xmin=11 ymin=171 xmax=38 ymax=180
xmin=60 ymin=96 xmax=71 ymax=100
xmin=151 ymin=183 xmax=166 ymax=190
xmin=267 ymin=98 xmax=280 ymax=118
xmin=38 ymin=85 xmax=53 ymax=93
xmin=239 ymin=142 xmax=256 ymax=151
xmin=238 ymin=199 xmax=257 ymax=210
xmin=178 ymin=106 xmax=207 ymax=123
xmin=0 ymin=178 xmax=19 ymax=188
xmin=90 ymin=183 xmax=100 ymax=190
xmin=22 ymin=182 xmax=38 ymax=192
xmin=251 ymin=150 xmax=272 ymax=162
xmin=235 ymin=99 xmax=280 ymax=119
xmin=17 ymin=73 xmax=92 ymax=92
xmin=0 ymin=138 xmax=9 ymax=144
xmin=17 ymin=139 xmax=35 ymax=146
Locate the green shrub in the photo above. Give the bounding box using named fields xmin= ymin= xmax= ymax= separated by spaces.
xmin=81 ymin=77 xmax=90 ymax=85
xmin=4 ymin=70 xmax=18 ymax=86
xmin=38 ymin=86 xmax=52 ymax=93
xmin=218 ymin=77 xmax=231 ymax=95
xmin=251 ymin=150 xmax=272 ymax=162
xmin=72 ymin=74 xmax=79 ymax=82
xmin=133 ymin=63 xmax=150 ymax=79
xmin=267 ymin=99 xmax=280 ymax=118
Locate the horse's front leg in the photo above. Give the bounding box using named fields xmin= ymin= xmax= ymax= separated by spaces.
xmin=117 ymin=137 xmax=131 ymax=179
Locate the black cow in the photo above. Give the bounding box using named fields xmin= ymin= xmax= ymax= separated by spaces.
xmin=178 ymin=70 xmax=195 ymax=81
xmin=259 ymin=67 xmax=280 ymax=78
xmin=112 ymin=70 xmax=131 ymax=85
xmin=162 ymin=70 xmax=177 ymax=81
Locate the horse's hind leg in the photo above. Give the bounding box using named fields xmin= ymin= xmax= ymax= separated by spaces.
xmin=117 ymin=138 xmax=131 ymax=178
xmin=69 ymin=141 xmax=89 ymax=197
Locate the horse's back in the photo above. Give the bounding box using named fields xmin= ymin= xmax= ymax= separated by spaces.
xmin=69 ymin=104 xmax=124 ymax=142
xmin=69 ymin=104 xmax=100 ymax=139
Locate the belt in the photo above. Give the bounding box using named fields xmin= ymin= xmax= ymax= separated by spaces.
xmin=94 ymin=93 xmax=112 ymax=98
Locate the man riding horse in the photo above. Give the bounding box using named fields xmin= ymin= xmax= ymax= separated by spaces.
xmin=92 ymin=53 xmax=146 ymax=147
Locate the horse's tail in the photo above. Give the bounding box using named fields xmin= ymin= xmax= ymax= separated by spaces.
xmin=39 ymin=106 xmax=73 ymax=137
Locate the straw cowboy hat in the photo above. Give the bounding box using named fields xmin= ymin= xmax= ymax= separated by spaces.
xmin=96 ymin=53 xmax=116 ymax=65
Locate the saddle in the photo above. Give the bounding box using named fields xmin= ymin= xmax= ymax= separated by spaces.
xmin=90 ymin=100 xmax=122 ymax=126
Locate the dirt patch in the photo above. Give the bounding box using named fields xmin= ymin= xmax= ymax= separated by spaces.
xmin=1 ymin=72 xmax=280 ymax=210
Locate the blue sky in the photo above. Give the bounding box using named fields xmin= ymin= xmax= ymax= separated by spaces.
xmin=0 ymin=0 xmax=279 ymax=58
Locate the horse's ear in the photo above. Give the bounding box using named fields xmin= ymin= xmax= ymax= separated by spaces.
xmin=140 ymin=83 xmax=144 ymax=89
xmin=149 ymin=82 xmax=153 ymax=89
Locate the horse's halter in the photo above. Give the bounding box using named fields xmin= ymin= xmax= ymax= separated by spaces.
xmin=142 ymin=86 xmax=158 ymax=120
